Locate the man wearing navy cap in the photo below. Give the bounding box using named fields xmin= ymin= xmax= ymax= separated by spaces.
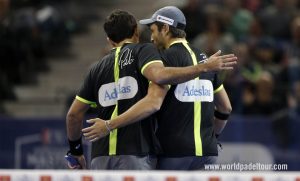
xmin=138 ymin=6 xmax=233 ymax=170
xmin=140 ymin=6 xmax=186 ymax=30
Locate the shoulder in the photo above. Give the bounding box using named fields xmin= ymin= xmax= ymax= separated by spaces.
xmin=125 ymin=42 xmax=156 ymax=49
xmin=122 ymin=43 xmax=158 ymax=56
xmin=89 ymin=53 xmax=114 ymax=74
xmin=139 ymin=42 xmax=156 ymax=48
xmin=161 ymin=44 xmax=182 ymax=58
xmin=188 ymin=44 xmax=207 ymax=62
xmin=137 ymin=43 xmax=157 ymax=51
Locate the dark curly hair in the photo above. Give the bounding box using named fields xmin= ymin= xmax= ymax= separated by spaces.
xmin=103 ymin=10 xmax=137 ymax=43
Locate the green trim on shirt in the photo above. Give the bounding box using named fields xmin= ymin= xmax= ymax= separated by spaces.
xmin=141 ymin=60 xmax=163 ymax=75
xmin=182 ymin=41 xmax=203 ymax=156
xmin=75 ymin=95 xmax=97 ymax=108
xmin=214 ymin=84 xmax=224 ymax=94
xmin=109 ymin=46 xmax=121 ymax=155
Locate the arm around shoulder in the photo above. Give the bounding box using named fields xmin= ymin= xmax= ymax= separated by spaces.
xmin=82 ymin=83 xmax=169 ymax=142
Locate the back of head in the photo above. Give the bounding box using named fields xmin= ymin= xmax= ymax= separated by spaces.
xmin=104 ymin=10 xmax=137 ymax=43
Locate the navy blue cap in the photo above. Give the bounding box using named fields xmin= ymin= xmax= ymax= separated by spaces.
xmin=139 ymin=6 xmax=186 ymax=30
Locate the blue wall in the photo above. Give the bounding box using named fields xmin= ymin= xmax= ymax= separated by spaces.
xmin=0 ymin=115 xmax=299 ymax=170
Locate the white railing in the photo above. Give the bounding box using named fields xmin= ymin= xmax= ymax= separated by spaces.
xmin=0 ymin=170 xmax=299 ymax=181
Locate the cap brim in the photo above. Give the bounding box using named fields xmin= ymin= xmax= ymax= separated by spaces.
xmin=139 ymin=18 xmax=155 ymax=25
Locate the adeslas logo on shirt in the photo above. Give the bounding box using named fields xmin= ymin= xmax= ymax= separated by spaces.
xmin=98 ymin=76 xmax=138 ymax=107
xmin=174 ymin=79 xmax=214 ymax=102
xmin=104 ymin=84 xmax=131 ymax=100
xmin=182 ymin=85 xmax=211 ymax=97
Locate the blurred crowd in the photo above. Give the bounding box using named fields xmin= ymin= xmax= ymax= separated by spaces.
xmin=176 ymin=0 xmax=300 ymax=149
xmin=178 ymin=0 xmax=300 ymax=118
xmin=0 ymin=0 xmax=98 ymax=112
xmin=1 ymin=0 xmax=300 ymax=123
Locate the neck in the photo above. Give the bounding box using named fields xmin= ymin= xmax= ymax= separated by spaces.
xmin=114 ymin=38 xmax=136 ymax=47
xmin=166 ymin=38 xmax=187 ymax=48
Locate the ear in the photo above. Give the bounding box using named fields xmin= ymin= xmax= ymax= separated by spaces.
xmin=162 ymin=24 xmax=170 ymax=36
xmin=133 ymin=27 xmax=139 ymax=42
xmin=107 ymin=37 xmax=117 ymax=47
xmin=134 ymin=27 xmax=139 ymax=37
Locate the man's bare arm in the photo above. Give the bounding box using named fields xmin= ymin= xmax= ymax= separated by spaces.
xmin=82 ymin=83 xmax=169 ymax=142
xmin=213 ymin=88 xmax=232 ymax=135
xmin=66 ymin=99 xmax=90 ymax=169
xmin=143 ymin=50 xmax=237 ymax=85
xmin=67 ymin=99 xmax=90 ymax=140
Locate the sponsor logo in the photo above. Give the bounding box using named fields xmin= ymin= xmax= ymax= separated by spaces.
xmin=0 ymin=176 xmax=10 ymax=181
xmin=40 ymin=176 xmax=51 ymax=181
xmin=198 ymin=53 xmax=208 ymax=63
xmin=104 ymin=84 xmax=131 ymax=101
xmin=182 ymin=85 xmax=211 ymax=96
xmin=156 ymin=15 xmax=174 ymax=26
xmin=98 ymin=76 xmax=138 ymax=107
xmin=174 ymin=79 xmax=213 ymax=102
xmin=119 ymin=48 xmax=134 ymax=69
xmin=82 ymin=176 xmax=93 ymax=181
xmin=124 ymin=176 xmax=135 ymax=181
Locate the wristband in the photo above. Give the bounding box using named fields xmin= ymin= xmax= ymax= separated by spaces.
xmin=104 ymin=120 xmax=112 ymax=132
xmin=68 ymin=138 xmax=83 ymax=156
xmin=214 ymin=110 xmax=230 ymax=120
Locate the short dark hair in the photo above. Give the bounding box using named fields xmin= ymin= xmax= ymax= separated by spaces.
xmin=154 ymin=22 xmax=186 ymax=38
xmin=103 ymin=10 xmax=137 ymax=43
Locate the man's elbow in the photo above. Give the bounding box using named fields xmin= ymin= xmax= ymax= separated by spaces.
xmin=225 ymin=105 xmax=232 ymax=114
xmin=66 ymin=112 xmax=75 ymax=122
xmin=153 ymin=103 xmax=162 ymax=112
xmin=150 ymin=98 xmax=164 ymax=112
xmin=150 ymin=69 xmax=169 ymax=85
xmin=66 ymin=111 xmax=81 ymax=123
xmin=145 ymin=66 xmax=169 ymax=85
xmin=217 ymin=104 xmax=232 ymax=114
xmin=151 ymin=76 xmax=167 ymax=85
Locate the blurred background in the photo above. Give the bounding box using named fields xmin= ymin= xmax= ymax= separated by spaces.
xmin=0 ymin=0 xmax=299 ymax=170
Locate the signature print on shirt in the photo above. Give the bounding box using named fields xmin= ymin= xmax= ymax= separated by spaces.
xmin=119 ymin=48 xmax=134 ymax=69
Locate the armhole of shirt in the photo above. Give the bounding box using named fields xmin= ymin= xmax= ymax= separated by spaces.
xmin=141 ymin=60 xmax=163 ymax=75
xmin=214 ymin=84 xmax=224 ymax=94
xmin=75 ymin=95 xmax=97 ymax=108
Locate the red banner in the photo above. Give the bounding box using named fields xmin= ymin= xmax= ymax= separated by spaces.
xmin=82 ymin=176 xmax=93 ymax=181
xmin=0 ymin=176 xmax=10 ymax=181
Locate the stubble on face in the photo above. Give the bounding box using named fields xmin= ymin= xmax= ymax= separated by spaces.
xmin=150 ymin=24 xmax=166 ymax=50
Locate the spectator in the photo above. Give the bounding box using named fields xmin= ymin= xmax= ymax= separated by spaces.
xmin=242 ymin=71 xmax=283 ymax=115
xmin=180 ymin=0 xmax=206 ymax=41
xmin=223 ymin=0 xmax=254 ymax=41
xmin=242 ymin=0 xmax=263 ymax=13
xmin=192 ymin=12 xmax=235 ymax=55
xmin=223 ymin=42 xmax=262 ymax=113
xmin=289 ymin=80 xmax=300 ymax=115
xmin=257 ymin=0 xmax=297 ymax=40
